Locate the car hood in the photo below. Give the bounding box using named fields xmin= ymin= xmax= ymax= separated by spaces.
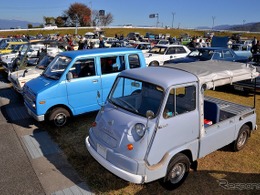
xmin=25 ymin=75 xmax=58 ymax=94
xmin=10 ymin=68 xmax=43 ymax=81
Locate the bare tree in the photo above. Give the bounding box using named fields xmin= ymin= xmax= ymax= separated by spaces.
xmin=63 ymin=3 xmax=91 ymax=26
xmin=91 ymin=10 xmax=113 ymax=26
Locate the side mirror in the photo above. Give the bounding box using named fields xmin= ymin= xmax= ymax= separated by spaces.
xmin=67 ymin=72 xmax=73 ymax=81
xmin=146 ymin=110 xmax=155 ymax=119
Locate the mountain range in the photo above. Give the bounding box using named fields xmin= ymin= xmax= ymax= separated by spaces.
xmin=0 ymin=19 xmax=260 ymax=32
xmin=0 ymin=19 xmax=41 ymax=29
xmin=197 ymin=22 xmax=260 ymax=32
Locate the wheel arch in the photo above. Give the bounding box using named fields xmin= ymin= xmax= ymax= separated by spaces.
xmin=46 ymin=104 xmax=73 ymax=118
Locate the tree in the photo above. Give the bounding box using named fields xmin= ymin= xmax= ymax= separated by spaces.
xmin=92 ymin=10 xmax=114 ymax=26
xmin=63 ymin=3 xmax=91 ymax=27
xmin=55 ymin=16 xmax=66 ymax=27
xmin=43 ymin=16 xmax=55 ymax=25
xmin=28 ymin=24 xmax=33 ymax=29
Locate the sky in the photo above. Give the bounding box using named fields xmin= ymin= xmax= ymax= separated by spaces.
xmin=0 ymin=0 xmax=259 ymax=28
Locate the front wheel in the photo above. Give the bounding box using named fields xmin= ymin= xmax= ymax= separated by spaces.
xmin=161 ymin=153 xmax=190 ymax=190
xmin=48 ymin=107 xmax=70 ymax=127
xmin=233 ymin=124 xmax=250 ymax=151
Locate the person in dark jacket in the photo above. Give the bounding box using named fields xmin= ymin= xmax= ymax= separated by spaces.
xmin=251 ymin=41 xmax=260 ymax=63
xmin=99 ymin=36 xmax=105 ymax=48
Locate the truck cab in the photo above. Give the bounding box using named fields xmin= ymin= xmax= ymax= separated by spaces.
xmin=23 ymin=48 xmax=146 ymax=127
xmin=86 ymin=61 xmax=258 ymax=190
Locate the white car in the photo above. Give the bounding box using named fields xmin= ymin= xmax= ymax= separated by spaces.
xmin=8 ymin=55 xmax=55 ymax=94
xmin=128 ymin=41 xmax=152 ymax=53
xmin=144 ymin=44 xmax=190 ymax=66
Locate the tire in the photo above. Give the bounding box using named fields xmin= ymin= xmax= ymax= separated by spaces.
xmin=233 ymin=124 xmax=250 ymax=151
xmin=48 ymin=107 xmax=70 ymax=127
xmin=161 ymin=153 xmax=190 ymax=190
xmin=149 ymin=61 xmax=159 ymax=66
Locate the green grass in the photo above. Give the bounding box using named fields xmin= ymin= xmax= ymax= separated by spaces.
xmin=1 ymin=27 xmax=260 ymax=40
xmin=42 ymin=87 xmax=260 ymax=195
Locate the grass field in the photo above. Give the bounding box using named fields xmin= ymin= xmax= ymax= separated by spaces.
xmin=0 ymin=27 xmax=260 ymax=41
xmin=41 ymin=86 xmax=260 ymax=195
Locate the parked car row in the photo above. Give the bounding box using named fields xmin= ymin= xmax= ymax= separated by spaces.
xmin=1 ymin=33 xmax=259 ymax=191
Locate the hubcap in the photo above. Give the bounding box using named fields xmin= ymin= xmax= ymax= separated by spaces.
xmin=237 ymin=131 xmax=247 ymax=148
xmin=54 ymin=113 xmax=66 ymax=126
xmin=169 ymin=163 xmax=186 ymax=184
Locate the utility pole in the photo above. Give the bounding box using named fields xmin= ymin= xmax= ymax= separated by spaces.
xmin=156 ymin=13 xmax=159 ymax=27
xmin=171 ymin=12 xmax=175 ymax=28
xmin=89 ymin=1 xmax=92 ymax=27
xmin=212 ymin=16 xmax=216 ymax=30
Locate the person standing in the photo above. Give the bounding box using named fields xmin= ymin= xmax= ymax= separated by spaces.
xmin=252 ymin=37 xmax=257 ymax=46
xmin=251 ymin=40 xmax=260 ymax=63
xmin=99 ymin=36 xmax=105 ymax=48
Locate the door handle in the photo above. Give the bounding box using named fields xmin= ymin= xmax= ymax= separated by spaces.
xmin=92 ymin=79 xmax=98 ymax=83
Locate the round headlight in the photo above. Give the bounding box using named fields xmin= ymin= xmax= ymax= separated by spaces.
xmin=134 ymin=123 xmax=146 ymax=137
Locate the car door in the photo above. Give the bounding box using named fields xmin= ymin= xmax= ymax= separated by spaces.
xmin=66 ymin=58 xmax=102 ymax=115
xmin=165 ymin=46 xmax=189 ymax=61
xmin=146 ymin=84 xmax=200 ymax=165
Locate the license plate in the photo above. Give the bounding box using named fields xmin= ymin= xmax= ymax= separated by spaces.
xmin=234 ymin=86 xmax=244 ymax=91
xmin=97 ymin=143 xmax=107 ymax=158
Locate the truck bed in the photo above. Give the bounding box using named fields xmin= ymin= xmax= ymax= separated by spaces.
xmin=204 ymin=96 xmax=254 ymax=123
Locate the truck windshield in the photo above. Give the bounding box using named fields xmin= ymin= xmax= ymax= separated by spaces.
xmin=42 ymin=55 xmax=72 ymax=80
xmin=108 ymin=76 xmax=164 ymax=117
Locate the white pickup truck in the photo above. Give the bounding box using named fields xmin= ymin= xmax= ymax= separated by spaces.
xmin=86 ymin=61 xmax=258 ymax=190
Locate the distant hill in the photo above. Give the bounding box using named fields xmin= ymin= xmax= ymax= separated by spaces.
xmin=0 ymin=19 xmax=41 ymax=29
xmin=197 ymin=22 xmax=260 ymax=32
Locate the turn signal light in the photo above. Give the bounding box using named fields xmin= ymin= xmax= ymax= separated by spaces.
xmin=127 ymin=144 xmax=134 ymax=150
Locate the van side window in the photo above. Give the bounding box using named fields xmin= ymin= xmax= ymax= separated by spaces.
xmin=70 ymin=58 xmax=95 ymax=78
xmin=129 ymin=54 xmax=141 ymax=68
xmin=101 ymin=56 xmax=125 ymax=74
xmin=163 ymin=85 xmax=196 ymax=119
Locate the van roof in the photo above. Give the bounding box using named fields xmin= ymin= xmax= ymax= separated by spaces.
xmin=120 ymin=61 xmax=258 ymax=90
xmin=60 ymin=48 xmax=142 ymax=58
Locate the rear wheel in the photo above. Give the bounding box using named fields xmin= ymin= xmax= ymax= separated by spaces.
xmin=161 ymin=153 xmax=190 ymax=190
xmin=233 ymin=124 xmax=250 ymax=151
xmin=48 ymin=107 xmax=70 ymax=127
xmin=149 ymin=61 xmax=159 ymax=66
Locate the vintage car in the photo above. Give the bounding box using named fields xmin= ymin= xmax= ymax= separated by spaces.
xmin=144 ymin=44 xmax=190 ymax=66
xmin=127 ymin=41 xmax=152 ymax=53
xmin=164 ymin=47 xmax=250 ymax=64
xmin=8 ymin=54 xmax=55 ymax=94
xmin=0 ymin=41 xmax=28 ymax=54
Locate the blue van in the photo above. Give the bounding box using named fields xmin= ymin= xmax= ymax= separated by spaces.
xmin=23 ymin=48 xmax=146 ymax=127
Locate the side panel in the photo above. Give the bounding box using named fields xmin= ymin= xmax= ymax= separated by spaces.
xmin=199 ymin=117 xmax=236 ymax=158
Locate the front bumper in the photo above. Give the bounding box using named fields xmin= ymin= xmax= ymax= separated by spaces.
xmin=24 ymin=102 xmax=45 ymax=122
xmin=85 ymin=136 xmax=145 ymax=184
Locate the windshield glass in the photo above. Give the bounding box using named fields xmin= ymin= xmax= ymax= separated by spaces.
xmin=42 ymin=55 xmax=72 ymax=80
xmin=36 ymin=55 xmax=54 ymax=70
xmin=109 ymin=76 xmax=164 ymax=117
xmin=12 ymin=44 xmax=22 ymax=53
xmin=188 ymin=49 xmax=215 ymax=60
xmin=148 ymin=46 xmax=166 ymax=54
xmin=0 ymin=42 xmax=8 ymax=49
